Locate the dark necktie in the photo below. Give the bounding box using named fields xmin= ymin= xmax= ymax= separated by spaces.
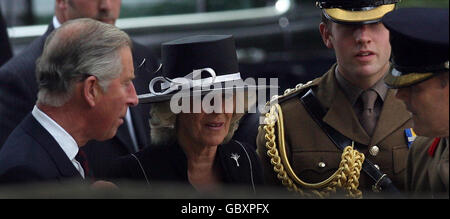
xmin=75 ymin=148 xmax=91 ymax=179
xmin=360 ymin=89 xmax=378 ymax=136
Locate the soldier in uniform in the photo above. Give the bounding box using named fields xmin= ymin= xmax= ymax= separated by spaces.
xmin=382 ymin=8 xmax=449 ymax=198
xmin=256 ymin=0 xmax=413 ymax=198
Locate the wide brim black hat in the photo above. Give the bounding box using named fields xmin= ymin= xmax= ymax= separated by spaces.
xmin=316 ymin=0 xmax=399 ymax=24
xmin=138 ymin=35 xmax=275 ymax=104
xmin=382 ymin=8 xmax=449 ymax=88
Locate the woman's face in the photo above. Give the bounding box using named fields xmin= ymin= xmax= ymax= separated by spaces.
xmin=176 ymin=94 xmax=234 ymax=147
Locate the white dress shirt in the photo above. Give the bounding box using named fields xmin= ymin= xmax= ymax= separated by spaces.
xmin=32 ymin=105 xmax=85 ymax=178
xmin=53 ymin=16 xmax=61 ymax=29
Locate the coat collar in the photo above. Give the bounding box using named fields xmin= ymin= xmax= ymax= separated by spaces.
xmin=161 ymin=140 xmax=254 ymax=185
xmin=370 ymin=89 xmax=411 ymax=145
xmin=22 ymin=114 xmax=83 ymax=180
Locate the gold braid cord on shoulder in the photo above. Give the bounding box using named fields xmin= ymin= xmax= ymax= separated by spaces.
xmin=263 ymin=104 xmax=365 ymax=198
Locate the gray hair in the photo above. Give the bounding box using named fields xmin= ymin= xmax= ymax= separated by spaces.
xmin=149 ymin=101 xmax=244 ymax=146
xmin=36 ymin=18 xmax=132 ymax=107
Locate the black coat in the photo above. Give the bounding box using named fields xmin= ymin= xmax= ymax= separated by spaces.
xmin=0 ymin=23 xmax=160 ymax=178
xmin=0 ymin=114 xmax=85 ymax=184
xmin=107 ymin=139 xmax=264 ymax=193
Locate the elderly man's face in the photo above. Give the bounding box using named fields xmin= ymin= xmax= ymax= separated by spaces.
xmin=92 ymin=46 xmax=138 ymax=141
xmin=396 ymin=73 xmax=449 ymax=137
xmin=60 ymin=0 xmax=121 ymax=25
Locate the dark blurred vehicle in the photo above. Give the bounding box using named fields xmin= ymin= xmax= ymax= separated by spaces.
xmin=3 ymin=0 xmax=335 ymax=91
xmin=121 ymin=0 xmax=336 ymax=90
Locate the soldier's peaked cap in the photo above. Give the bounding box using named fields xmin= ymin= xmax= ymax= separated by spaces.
xmin=316 ymin=0 xmax=400 ymax=24
xmin=383 ymin=8 xmax=449 ymax=88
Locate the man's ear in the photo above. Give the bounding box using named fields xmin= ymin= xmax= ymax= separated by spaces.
xmin=83 ymin=76 xmax=99 ymax=107
xmin=319 ymin=22 xmax=334 ymax=49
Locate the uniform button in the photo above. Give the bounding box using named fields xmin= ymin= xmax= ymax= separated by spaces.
xmin=318 ymin=162 xmax=326 ymax=168
xmin=374 ymin=164 xmax=380 ymax=170
xmin=369 ymin=145 xmax=380 ymax=156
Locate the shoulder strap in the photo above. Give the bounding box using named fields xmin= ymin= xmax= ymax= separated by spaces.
xmin=300 ymin=89 xmax=400 ymax=194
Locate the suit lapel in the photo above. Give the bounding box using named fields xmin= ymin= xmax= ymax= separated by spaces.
xmin=370 ymin=89 xmax=411 ymax=145
xmin=323 ymin=91 xmax=371 ymax=145
xmin=44 ymin=23 xmax=55 ymax=37
xmin=23 ymin=114 xmax=82 ymax=179
xmin=317 ymin=67 xmax=371 ymax=145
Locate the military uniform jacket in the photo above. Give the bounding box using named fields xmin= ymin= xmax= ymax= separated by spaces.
xmin=257 ymin=64 xmax=413 ymax=194
xmin=406 ymin=137 xmax=449 ymax=198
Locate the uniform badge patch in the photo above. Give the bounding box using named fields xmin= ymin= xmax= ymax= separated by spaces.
xmin=404 ymin=128 xmax=417 ymax=148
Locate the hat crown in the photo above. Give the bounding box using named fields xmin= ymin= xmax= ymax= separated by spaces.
xmin=317 ymin=0 xmax=399 ymax=9
xmin=383 ymin=8 xmax=449 ymax=88
xmin=383 ymin=8 xmax=449 ymax=73
xmin=161 ymin=35 xmax=239 ymax=80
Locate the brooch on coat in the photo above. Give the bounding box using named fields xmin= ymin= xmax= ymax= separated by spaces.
xmin=231 ymin=153 xmax=240 ymax=167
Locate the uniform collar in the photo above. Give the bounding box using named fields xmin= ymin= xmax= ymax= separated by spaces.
xmin=334 ymin=66 xmax=389 ymax=106
xmin=316 ymin=64 xmax=410 ymax=145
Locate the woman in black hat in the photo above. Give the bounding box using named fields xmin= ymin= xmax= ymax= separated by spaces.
xmin=106 ymin=35 xmax=265 ymax=194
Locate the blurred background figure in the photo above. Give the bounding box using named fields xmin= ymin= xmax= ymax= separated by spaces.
xmin=0 ymin=8 xmax=12 ymax=66
xmin=107 ymin=35 xmax=264 ymax=194
xmin=0 ymin=0 xmax=159 ymax=179
xmin=383 ymin=8 xmax=449 ymax=198
xmin=0 ymin=18 xmax=137 ymax=186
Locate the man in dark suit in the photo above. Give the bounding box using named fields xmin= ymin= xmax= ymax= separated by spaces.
xmin=0 ymin=8 xmax=12 ymax=66
xmin=0 ymin=18 xmax=138 ymax=184
xmin=0 ymin=0 xmax=159 ymax=178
